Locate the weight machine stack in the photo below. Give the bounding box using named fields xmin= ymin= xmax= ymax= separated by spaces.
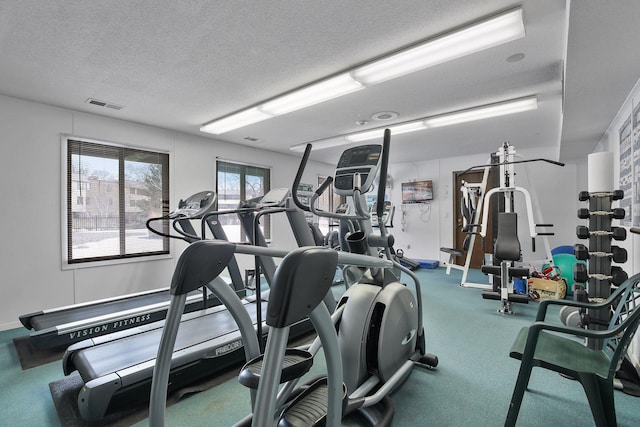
xmin=571 ymin=189 xmax=628 ymax=349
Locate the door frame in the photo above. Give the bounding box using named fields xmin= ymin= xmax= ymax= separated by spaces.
xmin=452 ymin=169 xmax=494 ymax=270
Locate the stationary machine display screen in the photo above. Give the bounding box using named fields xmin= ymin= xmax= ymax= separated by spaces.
xmin=334 ymin=145 xmax=382 ymax=196
xmin=401 ymin=180 xmax=433 ymax=203
xmin=336 ymin=146 xmax=381 ymax=168
xmin=256 ymin=188 xmax=290 ymax=208
xmin=171 ymin=191 xmax=217 ymax=218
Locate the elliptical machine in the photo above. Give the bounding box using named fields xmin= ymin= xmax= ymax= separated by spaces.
xmin=238 ymin=130 xmax=438 ymax=426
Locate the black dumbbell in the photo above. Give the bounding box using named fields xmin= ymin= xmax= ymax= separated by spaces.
xmin=576 ymin=225 xmax=627 ymax=240
xmin=572 ymin=284 xmax=588 ymax=302
xmin=577 ymin=207 xmax=625 ymax=219
xmin=578 ymin=190 xmax=624 ymax=201
xmin=573 ymin=263 xmax=628 ymax=285
xmin=573 ymin=243 xmax=628 ymax=263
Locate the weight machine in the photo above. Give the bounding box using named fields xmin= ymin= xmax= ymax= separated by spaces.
xmin=441 ymin=174 xmax=487 ymax=276
xmin=448 ymin=143 xmax=563 ymax=290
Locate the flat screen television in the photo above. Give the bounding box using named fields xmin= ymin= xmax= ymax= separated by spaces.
xmin=401 ymin=180 xmax=433 ymax=204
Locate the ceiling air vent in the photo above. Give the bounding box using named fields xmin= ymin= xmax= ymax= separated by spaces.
xmin=85 ymin=98 xmax=124 ymax=111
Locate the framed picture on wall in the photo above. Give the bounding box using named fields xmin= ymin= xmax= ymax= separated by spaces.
xmin=632 ymin=103 xmax=640 ymax=227
xmin=619 ymin=115 xmax=633 ymax=227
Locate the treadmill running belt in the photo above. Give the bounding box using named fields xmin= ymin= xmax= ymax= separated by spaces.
xmin=72 ymin=298 xmax=261 ymax=381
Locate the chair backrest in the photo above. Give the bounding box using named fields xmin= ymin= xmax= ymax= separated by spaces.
xmin=602 ymin=273 xmax=640 ymax=380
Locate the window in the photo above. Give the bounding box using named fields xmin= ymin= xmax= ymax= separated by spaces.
xmin=316 ymin=176 xmax=346 ymax=235
xmin=65 ymin=137 xmax=170 ymax=264
xmin=216 ymin=160 xmax=270 ymax=242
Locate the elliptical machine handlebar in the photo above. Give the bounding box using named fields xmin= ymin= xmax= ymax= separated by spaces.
xmin=291 ymin=144 xmax=314 ymax=213
xmin=292 ymin=143 xmax=371 ymax=221
xmin=316 ymin=175 xmax=334 ymax=200
xmin=309 ymin=177 xmax=370 ymax=220
xmin=376 ymin=129 xmax=391 ymax=222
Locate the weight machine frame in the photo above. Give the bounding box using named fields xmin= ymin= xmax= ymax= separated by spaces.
xmin=448 ymin=143 xmax=561 ymax=289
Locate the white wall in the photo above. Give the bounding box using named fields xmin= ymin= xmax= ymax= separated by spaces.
xmin=0 ymin=94 xmax=333 ymax=330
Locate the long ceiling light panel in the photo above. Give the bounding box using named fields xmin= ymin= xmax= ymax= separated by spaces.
xmin=260 ymin=73 xmax=363 ymax=115
xmin=424 ymin=96 xmax=538 ymax=128
xmin=200 ymin=107 xmax=272 ymax=134
xmin=345 ymin=121 xmax=428 ymax=142
xmin=201 ymin=8 xmax=525 ymax=135
xmin=351 ymin=8 xmax=525 ymax=85
xmin=289 ymin=96 xmax=538 ymax=151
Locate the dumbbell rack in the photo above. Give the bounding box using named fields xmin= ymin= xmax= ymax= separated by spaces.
xmin=573 ymin=190 xmax=628 ymax=349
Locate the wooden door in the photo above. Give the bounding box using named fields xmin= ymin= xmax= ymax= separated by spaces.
xmin=452 ymin=170 xmax=493 ymax=269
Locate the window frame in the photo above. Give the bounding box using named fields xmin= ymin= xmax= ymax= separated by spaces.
xmin=61 ymin=135 xmax=171 ymax=269
xmin=315 ymin=175 xmax=347 ymax=234
xmin=215 ymin=159 xmax=271 ymax=242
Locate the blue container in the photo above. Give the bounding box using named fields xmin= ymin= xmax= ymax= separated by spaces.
xmin=551 ymin=245 xmax=574 ymax=256
xmin=418 ymin=259 xmax=439 ymax=269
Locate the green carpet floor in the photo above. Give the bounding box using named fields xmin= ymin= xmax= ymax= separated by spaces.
xmin=1 ymin=267 xmax=639 ymax=426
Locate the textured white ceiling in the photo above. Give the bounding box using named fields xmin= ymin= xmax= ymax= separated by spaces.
xmin=0 ymin=0 xmax=637 ymax=165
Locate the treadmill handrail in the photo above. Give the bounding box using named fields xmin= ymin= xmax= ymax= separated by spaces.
xmin=41 ymin=292 xmax=207 ymax=335
xmin=19 ymin=287 xmax=173 ymax=329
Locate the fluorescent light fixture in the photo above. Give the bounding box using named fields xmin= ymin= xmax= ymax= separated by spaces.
xmin=201 ymin=74 xmax=363 ymax=134
xmin=352 ymin=8 xmax=525 ymax=85
xmin=261 ymin=74 xmax=363 ymax=115
xmin=424 ymin=96 xmax=538 ymax=128
xmin=346 ymin=121 xmax=427 ymax=142
xmin=203 ymin=7 xmax=525 ymax=134
xmin=289 ymin=138 xmax=350 ymax=152
xmin=200 ymin=107 xmax=273 ymax=134
xmin=289 ymin=95 xmax=538 ymax=152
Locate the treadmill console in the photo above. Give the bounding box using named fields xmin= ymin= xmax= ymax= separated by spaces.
xmin=256 ymin=188 xmax=290 ymax=208
xmin=334 ymin=144 xmax=382 ymax=196
xmin=171 ymin=191 xmax=217 ymax=219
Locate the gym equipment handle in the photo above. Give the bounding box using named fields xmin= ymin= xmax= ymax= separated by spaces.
xmin=457 ymin=157 xmax=565 ymax=176
xmin=376 ymin=129 xmax=391 ymax=220
xmin=315 ymin=176 xmax=333 ymax=198
xmin=292 ymin=144 xmax=313 ymax=212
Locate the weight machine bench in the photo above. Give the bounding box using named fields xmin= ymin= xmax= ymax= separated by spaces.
xmin=481 ymin=212 xmax=529 ymax=314
xmin=440 ymin=247 xmax=464 ymax=274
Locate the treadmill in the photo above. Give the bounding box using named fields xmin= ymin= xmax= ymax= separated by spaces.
xmin=61 ymin=188 xmax=320 ymax=421
xmin=19 ymin=191 xmax=245 ymax=350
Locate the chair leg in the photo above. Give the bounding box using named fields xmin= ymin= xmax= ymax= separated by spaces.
xmin=504 ymin=363 xmax=534 ymax=427
xmin=580 ymin=375 xmax=617 ymax=427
